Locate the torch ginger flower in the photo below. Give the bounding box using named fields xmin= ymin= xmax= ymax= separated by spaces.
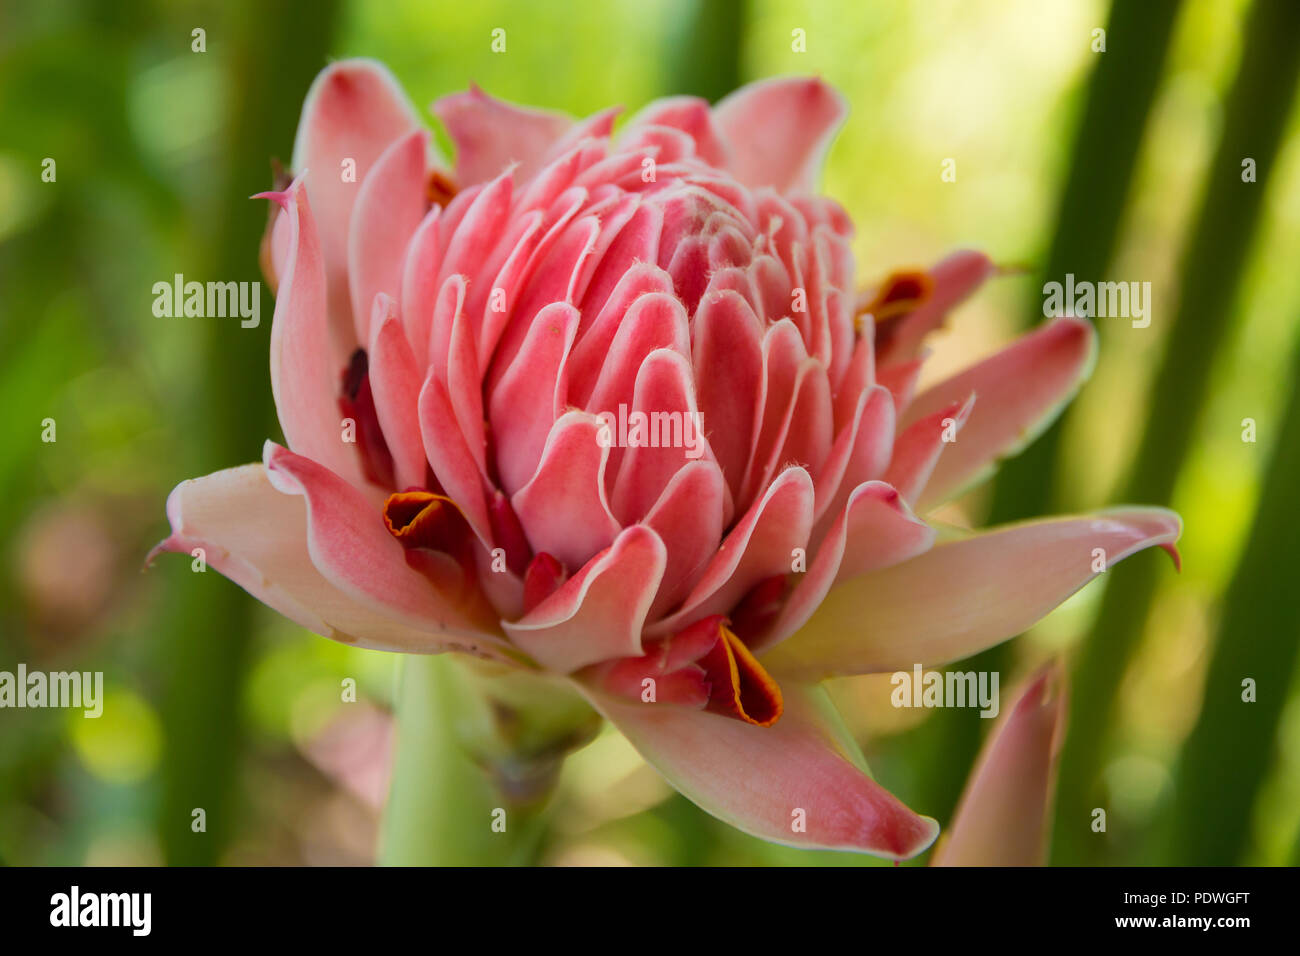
xmin=154 ymin=60 xmax=1181 ymax=861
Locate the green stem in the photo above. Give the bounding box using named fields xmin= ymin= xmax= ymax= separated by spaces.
xmin=380 ymin=655 xmax=552 ymax=866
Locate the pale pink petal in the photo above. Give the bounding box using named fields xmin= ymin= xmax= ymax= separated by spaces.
xmin=433 ymin=85 xmax=614 ymax=186
xmin=712 ymin=77 xmax=846 ymax=194
xmin=883 ymin=394 xmax=975 ymax=505
xmin=757 ymin=481 xmax=935 ymax=653
xmin=503 ymin=525 xmax=666 ymax=672
xmin=904 ymin=318 xmax=1096 ymax=510
xmin=762 ymin=508 xmax=1182 ymax=680
xmin=398 ymin=205 xmax=442 ymax=364
xmin=585 ymin=683 xmax=939 ymax=859
xmin=934 ymin=664 xmax=1066 ymax=867
xmin=153 ymin=464 xmax=506 ymax=656
xmin=623 ymin=95 xmax=729 ymax=166
xmin=261 ymin=442 xmax=507 ymax=640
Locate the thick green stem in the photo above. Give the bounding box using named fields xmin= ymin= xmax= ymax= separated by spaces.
xmin=381 ymin=655 xmax=545 ymax=866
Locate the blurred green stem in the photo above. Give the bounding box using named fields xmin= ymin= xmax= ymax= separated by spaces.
xmin=988 ymin=0 xmax=1181 ymax=525
xmin=1052 ymin=0 xmax=1300 ymax=865
xmin=1165 ymin=330 xmax=1300 ymax=864
xmin=157 ymin=0 xmax=338 ymax=864
xmin=667 ymin=0 xmax=745 ymax=101
xmin=905 ymin=0 xmax=1182 ymax=832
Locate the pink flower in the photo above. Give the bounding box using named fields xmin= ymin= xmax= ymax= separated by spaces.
xmin=155 ymin=60 xmax=1181 ymax=860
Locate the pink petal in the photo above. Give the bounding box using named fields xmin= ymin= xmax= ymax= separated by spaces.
xmin=569 ymin=260 xmax=675 ymax=406
xmin=584 ymin=294 xmax=691 ymax=427
xmin=263 ymin=176 xmax=368 ymax=492
xmin=433 ymin=85 xmax=583 ymax=186
xmin=712 ymin=77 xmax=846 ymax=193
xmin=811 ymin=385 xmax=895 ymax=543
xmin=757 ymin=481 xmax=935 ymax=653
xmin=738 ymin=320 xmax=807 ymax=510
xmin=693 ymin=289 xmax=764 ymax=502
xmin=261 ymin=442 xmax=505 ymax=637
xmin=511 ymin=411 xmax=621 ymax=571
xmin=624 ymin=95 xmax=729 ymax=166
xmin=762 ymin=508 xmax=1182 ymax=680
xmin=609 ymin=348 xmax=713 ymax=525
xmin=650 ymin=466 xmax=814 ymax=636
xmin=934 ymin=664 xmax=1066 ymax=866
xmin=417 ymin=368 xmax=491 ymax=545
xmin=585 ymin=683 xmax=939 ymax=859
xmin=153 ymin=464 xmax=506 ymax=657
xmin=489 ymin=302 xmax=581 ymax=495
xmin=347 ymin=129 xmax=430 ymax=345
xmin=503 ymin=525 xmax=666 ymax=672
xmin=366 ymin=297 xmax=427 ymax=491
xmin=883 ymin=394 xmax=975 ymax=505
xmin=398 ymin=205 xmax=442 ymax=365
xmin=291 ymin=60 xmax=422 ymax=352
xmin=643 ymin=460 xmax=728 ymax=620
xmin=903 ymin=318 xmax=1096 ymax=510
xmin=436 ymin=169 xmax=514 ymax=293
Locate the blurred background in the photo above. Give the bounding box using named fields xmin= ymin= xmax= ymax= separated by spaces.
xmin=1 ymin=0 xmax=1298 ymax=866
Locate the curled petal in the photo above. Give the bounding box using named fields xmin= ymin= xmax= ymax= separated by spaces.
xmin=152 ymin=463 xmax=505 ymax=656
xmin=503 ymin=525 xmax=666 ymax=673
